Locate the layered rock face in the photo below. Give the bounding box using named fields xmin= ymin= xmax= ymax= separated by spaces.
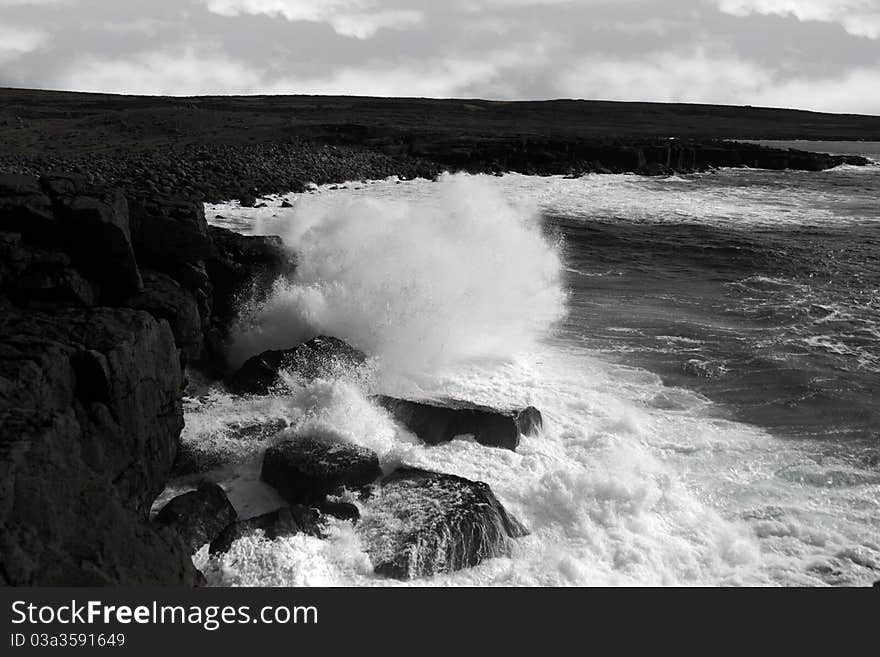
xmin=0 ymin=172 xmax=291 ymax=585
xmin=0 ymin=296 xmax=198 ymax=582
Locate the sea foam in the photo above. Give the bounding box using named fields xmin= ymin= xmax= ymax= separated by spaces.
xmin=191 ymin=172 xmax=880 ymax=587
xmin=229 ymin=175 xmax=567 ymax=378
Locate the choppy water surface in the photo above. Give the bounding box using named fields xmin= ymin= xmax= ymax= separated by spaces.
xmin=189 ymin=143 xmax=879 ymax=586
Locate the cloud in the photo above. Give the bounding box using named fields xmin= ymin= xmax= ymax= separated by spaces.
xmin=200 ymin=0 xmax=424 ymax=38
xmin=0 ymin=25 xmax=47 ymax=63
xmin=557 ymin=49 xmax=772 ymax=105
xmin=52 ymin=41 xmax=545 ymax=99
xmin=55 ymin=48 xmax=262 ymax=96
xmin=1 ymin=0 xmax=879 ymax=114
xmin=0 ymin=0 xmax=67 ymax=5
xmin=558 ymin=46 xmax=880 ymax=114
xmin=753 ymin=64 xmax=880 ymax=113
xmin=716 ymin=0 xmax=880 ymax=38
xmin=329 ymin=10 xmax=423 ymax=39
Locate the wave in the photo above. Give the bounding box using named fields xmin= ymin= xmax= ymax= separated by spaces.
xmin=191 ymin=172 xmax=880 ymax=586
xmin=229 ymin=176 xmax=567 ymax=378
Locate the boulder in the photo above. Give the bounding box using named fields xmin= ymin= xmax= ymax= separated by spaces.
xmin=322 ymin=500 xmax=360 ymax=523
xmin=0 ymin=307 xmax=199 ymax=585
xmin=261 ymin=436 xmax=381 ymax=506
xmin=173 ymin=418 xmax=289 ymax=476
xmin=209 ymin=506 xmax=321 ymax=555
xmin=374 ymin=396 xmax=542 ymax=451
xmin=124 ymin=270 xmax=203 ymax=362
xmin=154 ymin=483 xmax=238 ymax=552
xmin=56 ymin=190 xmax=142 ymax=301
xmin=0 ymin=175 xmax=142 ymax=303
xmin=358 ymin=467 xmax=527 ymax=580
xmin=129 ymin=197 xmax=212 ymax=275
xmin=227 ymin=336 xmax=366 ymax=395
xmin=206 ymin=225 xmax=294 ymax=322
xmin=0 ymin=234 xmax=98 ymax=308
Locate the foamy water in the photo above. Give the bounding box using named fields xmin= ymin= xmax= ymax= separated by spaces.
xmin=188 ymin=169 xmax=879 ymax=587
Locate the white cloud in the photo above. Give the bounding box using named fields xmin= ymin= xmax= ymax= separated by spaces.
xmin=753 ymin=65 xmax=880 ymax=113
xmin=56 ymin=48 xmax=262 ymax=96
xmin=54 ymin=44 xmax=540 ymax=99
xmin=0 ymin=0 xmax=67 ymax=5
xmin=558 ymin=47 xmax=880 ymax=114
xmin=268 ymin=50 xmax=538 ymax=97
xmin=201 ymin=0 xmax=424 ymax=38
xmin=558 ymin=49 xmax=772 ymax=105
xmin=716 ymin=0 xmax=880 ymax=38
xmin=330 ymin=10 xmax=423 ymax=39
xmin=0 ymin=25 xmax=47 ymax=63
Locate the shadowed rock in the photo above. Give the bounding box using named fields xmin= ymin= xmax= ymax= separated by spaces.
xmin=0 ymin=307 xmax=199 ymax=585
xmin=261 ymin=435 xmax=381 ymax=506
xmin=154 ymin=483 xmax=238 ymax=552
xmin=172 ymin=418 xmax=290 ymax=476
xmin=227 ymin=336 xmax=366 ymax=395
xmin=124 ymin=270 xmax=203 ymax=362
xmin=209 ymin=506 xmax=321 ymax=555
xmin=358 ymin=467 xmax=528 ymax=580
xmin=374 ymin=396 xmax=542 ymax=451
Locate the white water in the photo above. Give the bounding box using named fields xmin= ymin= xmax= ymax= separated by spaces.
xmin=228 ymin=177 xmax=566 ymax=377
xmin=190 ymin=173 xmax=879 ymax=587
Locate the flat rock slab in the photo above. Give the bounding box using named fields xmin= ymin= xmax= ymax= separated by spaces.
xmin=374 ymin=396 xmax=543 ymax=451
xmin=358 ymin=467 xmax=528 ymax=580
xmin=153 ymin=482 xmax=237 ymax=552
xmin=227 ymin=336 xmax=366 ymax=395
xmin=261 ymin=436 xmax=381 ymax=506
xmin=209 ymin=506 xmax=321 ymax=555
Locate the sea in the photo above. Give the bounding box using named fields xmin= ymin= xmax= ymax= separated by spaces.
xmin=168 ymin=140 xmax=879 ymax=586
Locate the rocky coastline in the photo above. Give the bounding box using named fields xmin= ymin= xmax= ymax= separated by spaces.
xmin=2 ymin=91 xmax=876 ymax=586
xmin=0 ymin=170 xmax=539 ymax=584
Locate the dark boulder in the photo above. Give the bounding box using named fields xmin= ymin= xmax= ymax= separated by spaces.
xmin=0 ymin=172 xmax=42 ymax=196
xmin=154 ymin=482 xmax=237 ymax=552
xmin=124 ymin=270 xmax=203 ymax=362
xmin=358 ymin=467 xmax=527 ymax=580
xmin=227 ymin=336 xmax=366 ymax=395
xmin=209 ymin=506 xmax=321 ymax=555
xmin=0 ymin=234 xmax=98 ymax=308
xmin=0 ymin=307 xmax=199 ymax=585
xmin=173 ymin=418 xmax=289 ymax=476
xmin=206 ymin=226 xmax=293 ymax=324
xmin=0 ymin=175 xmax=142 ymax=303
xmin=261 ymin=435 xmax=381 ymax=506
xmin=129 ymin=197 xmax=212 ymax=275
xmin=640 ymin=162 xmax=669 ymax=177
xmin=56 ymin=190 xmax=142 ymax=301
xmin=322 ymin=500 xmax=360 ymax=523
xmin=203 ymin=226 xmax=294 ymax=371
xmin=374 ymin=397 xmax=542 ymax=451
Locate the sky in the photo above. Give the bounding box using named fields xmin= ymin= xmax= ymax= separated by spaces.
xmin=0 ymin=0 xmax=879 ymax=114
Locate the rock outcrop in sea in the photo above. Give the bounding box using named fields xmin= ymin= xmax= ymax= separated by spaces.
xmin=374 ymin=396 xmax=542 ymax=451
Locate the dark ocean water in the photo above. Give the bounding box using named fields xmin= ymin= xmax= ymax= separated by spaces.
xmin=556 ymin=177 xmax=880 ymax=445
